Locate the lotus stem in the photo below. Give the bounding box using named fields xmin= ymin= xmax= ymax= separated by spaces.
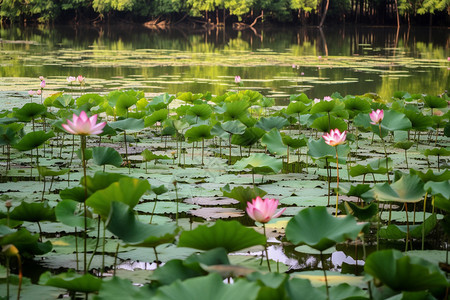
xmin=422 ymin=191 xmax=428 ymax=250
xmin=153 ymin=246 xmax=160 ymax=268
xmin=335 ymin=148 xmax=340 ymax=217
xmin=87 ymin=216 xmax=101 ymax=270
xmin=75 ymin=227 xmax=79 ymax=271
xmin=81 ymin=135 xmax=88 ymax=274
xmin=326 ymin=158 xmax=330 ymax=206
xmin=113 ymin=243 xmax=120 ymax=277
xmin=16 ymin=253 xmax=22 ymax=300
xmin=320 ymin=251 xmax=329 ymax=298
xmin=378 ymin=124 xmax=390 ymax=184
xmin=262 ymin=224 xmax=271 ymax=272
xmin=174 ymin=181 xmax=179 ymax=226
xmin=405 ymin=203 xmax=410 ymax=252
xmin=150 ymin=196 xmax=158 ymax=224
xmin=123 ymin=131 xmax=130 ymax=174
xmin=101 ymin=221 xmax=106 ymax=277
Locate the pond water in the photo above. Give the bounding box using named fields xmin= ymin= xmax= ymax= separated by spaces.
xmin=0 ymin=25 xmax=448 ymax=101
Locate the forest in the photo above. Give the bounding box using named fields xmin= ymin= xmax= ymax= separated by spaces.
xmin=0 ymin=0 xmax=448 ymax=27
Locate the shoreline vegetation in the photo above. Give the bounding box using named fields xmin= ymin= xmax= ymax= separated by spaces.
xmin=0 ymin=0 xmax=448 ymax=28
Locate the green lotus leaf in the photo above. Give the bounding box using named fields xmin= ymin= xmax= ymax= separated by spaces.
xmin=0 ymin=123 xmax=22 ymax=146
xmin=344 ymin=97 xmax=371 ymax=119
xmin=307 ymin=138 xmax=350 ymax=164
xmin=370 ymin=174 xmax=425 ymax=203
xmin=423 ymin=95 xmax=447 ymax=109
xmin=141 ymin=149 xmax=170 ymax=162
xmin=423 ymin=147 xmax=450 ymax=157
xmin=178 ymin=219 xmax=266 ymax=253
xmin=55 ymin=199 xmax=94 ymax=228
xmin=221 ymin=184 xmax=267 ymax=209
xmin=290 ymin=93 xmax=311 ymax=104
xmin=394 ymin=140 xmax=414 ymax=150
xmin=364 ymin=249 xmax=449 ymax=292
xmin=82 ymin=171 xmax=127 ymax=194
xmin=222 ymin=100 xmax=250 ymax=121
xmin=310 ymin=115 xmax=348 ymax=133
xmin=106 ymin=201 xmax=178 ymax=247
xmin=177 ymin=92 xmax=204 ymax=103
xmin=424 ymin=181 xmax=450 ymax=199
xmin=92 ymin=146 xmax=123 ymax=167
xmin=151 ymin=184 xmax=169 ymax=196
xmin=37 ymin=165 xmax=70 ymax=177
xmin=403 ymin=110 xmax=433 ymax=131
xmin=282 ymin=135 xmax=307 ymax=149
xmin=366 ymin=158 xmax=393 ymax=174
xmin=151 ymin=248 xmax=229 ymax=285
xmin=339 ymin=183 xmax=372 ymax=197
xmin=147 ymin=93 xmax=175 ymax=111
xmin=234 ymin=153 xmax=282 ymax=174
xmin=258 ymin=97 xmax=275 ymax=108
xmin=76 ymin=93 xmax=105 ymax=108
xmin=95 ymin=276 xmax=155 ymax=300
xmin=185 ymin=124 xmax=213 ymax=142
xmin=261 ymin=128 xmax=288 ymax=156
xmin=310 ymin=99 xmax=344 ymax=114
xmin=286 ymin=101 xmax=309 ymax=115
xmin=152 ymin=273 xmax=259 ymax=300
xmin=110 ymin=118 xmax=144 ymax=132
xmin=39 ymin=270 xmax=102 ymax=293
xmin=10 ymin=201 xmax=56 ymax=222
xmin=344 ymin=202 xmax=378 ymax=221
xmin=115 ymin=93 xmax=138 ymax=116
xmin=59 ymin=187 xmax=86 ymax=202
xmin=14 ymin=103 xmax=47 ymax=121
xmin=187 ymin=104 xmax=213 ymax=120
xmin=145 ymin=109 xmax=169 ymax=127
xmin=285 ymin=277 xmax=327 ymax=300
xmin=86 ymin=177 xmax=150 ymax=219
xmin=379 ymin=214 xmax=437 ymax=239
xmin=13 ymin=130 xmax=55 ymax=151
xmin=221 ymin=120 xmax=246 ymax=135
xmin=255 ymin=116 xmax=289 ymax=131
xmin=0 ymin=228 xmax=52 ymax=255
xmin=231 ymin=127 xmax=265 ymax=147
xmin=285 ymin=206 xmax=366 ymax=251
xmin=410 ymin=169 xmax=450 ymax=182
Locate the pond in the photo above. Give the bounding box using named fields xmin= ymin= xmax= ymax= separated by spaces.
xmin=0 ymin=25 xmax=448 ymax=102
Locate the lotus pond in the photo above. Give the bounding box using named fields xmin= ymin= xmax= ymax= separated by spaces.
xmin=0 ymin=25 xmax=450 ymax=300
xmin=0 ymin=81 xmax=449 ymax=299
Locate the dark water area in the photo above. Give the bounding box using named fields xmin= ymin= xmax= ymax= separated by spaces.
xmin=0 ymin=24 xmax=448 ymax=101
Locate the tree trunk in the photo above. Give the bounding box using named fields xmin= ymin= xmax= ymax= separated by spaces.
xmin=394 ymin=0 xmax=400 ymax=27
xmin=319 ymin=0 xmax=330 ymax=27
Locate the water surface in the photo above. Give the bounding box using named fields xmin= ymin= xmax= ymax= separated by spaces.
xmin=0 ymin=25 xmax=448 ymax=101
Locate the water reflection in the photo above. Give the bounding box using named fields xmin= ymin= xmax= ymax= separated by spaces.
xmin=0 ymin=25 xmax=448 ymax=100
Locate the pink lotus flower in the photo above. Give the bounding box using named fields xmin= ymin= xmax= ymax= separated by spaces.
xmin=323 ymin=96 xmax=332 ymax=101
xmin=246 ymin=197 xmax=286 ymax=223
xmin=67 ymin=76 xmax=76 ymax=83
xmin=62 ymin=111 xmax=106 ymax=136
xmin=448 ymin=57 xmax=450 ymax=62
xmin=28 ymin=90 xmax=35 ymax=96
xmin=300 ymin=72 xmax=304 ymax=76
xmin=313 ymin=98 xmax=321 ymax=104
xmin=40 ymin=80 xmax=46 ymax=89
xmin=36 ymin=89 xmax=42 ymax=95
xmin=235 ymin=76 xmax=241 ymax=84
xmin=292 ymin=64 xmax=296 ymax=68
xmin=323 ymin=128 xmax=347 ymax=147
xmin=77 ymin=75 xmax=85 ymax=83
xmin=318 ymin=56 xmax=322 ymax=59
xmin=39 ymin=76 xmax=44 ymax=81
xmin=369 ymin=109 xmax=384 ymax=125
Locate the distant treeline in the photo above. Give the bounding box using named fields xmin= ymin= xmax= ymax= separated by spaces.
xmin=1 ymin=0 xmax=448 ymax=27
